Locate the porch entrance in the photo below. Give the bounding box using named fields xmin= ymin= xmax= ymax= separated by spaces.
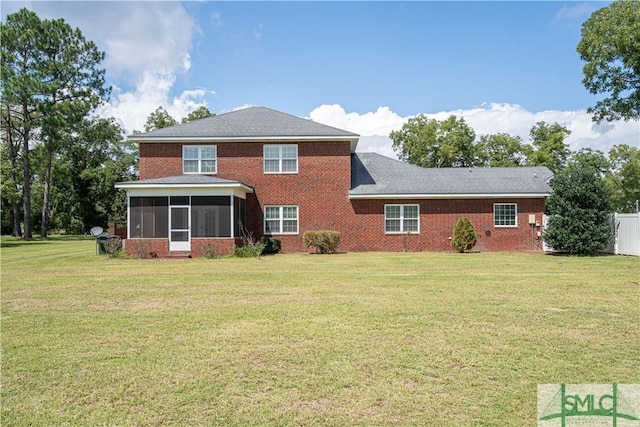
xmin=170 ymin=205 xmax=190 ymax=251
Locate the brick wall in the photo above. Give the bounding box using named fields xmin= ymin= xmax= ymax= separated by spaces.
xmin=134 ymin=141 xmax=546 ymax=254
xmin=346 ymin=198 xmax=546 ymax=252
xmin=123 ymin=238 xmax=238 ymax=258
xmin=136 ymin=140 xmax=354 ymax=254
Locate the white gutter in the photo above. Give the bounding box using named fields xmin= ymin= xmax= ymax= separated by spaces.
xmin=348 ymin=193 xmax=550 ymax=200
xmin=115 ymin=182 xmax=254 ymax=193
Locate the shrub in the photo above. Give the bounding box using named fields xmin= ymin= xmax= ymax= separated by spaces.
xmin=451 ymin=218 xmax=477 ymax=253
xmin=101 ymin=236 xmax=122 ymax=256
xmin=200 ymin=241 xmax=218 ymax=259
xmin=129 ymin=239 xmax=152 ymax=259
xmin=544 ymin=155 xmax=613 ymax=255
xmin=233 ymin=241 xmax=265 ymax=258
xmin=234 ymin=231 xmax=265 ymax=258
xmin=261 ymin=237 xmax=281 ymax=255
xmin=303 ymin=230 xmax=341 ymax=254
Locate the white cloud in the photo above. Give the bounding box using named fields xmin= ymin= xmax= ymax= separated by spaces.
xmin=5 ymin=2 xmax=209 ymax=135
xmin=554 ymin=2 xmax=598 ymax=21
xmin=98 ymin=72 xmax=213 ymax=134
xmin=211 ymin=12 xmax=223 ymax=27
xmin=309 ymin=103 xmax=640 ymax=160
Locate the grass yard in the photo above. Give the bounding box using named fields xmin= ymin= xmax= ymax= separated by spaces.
xmin=1 ymin=236 xmax=638 ymax=426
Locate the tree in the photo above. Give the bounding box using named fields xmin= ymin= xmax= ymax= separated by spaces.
xmin=182 ymin=106 xmax=213 ymax=123
xmin=0 ymin=104 xmax=24 ymax=236
xmin=0 ymin=8 xmax=109 ymax=237
xmin=37 ymin=16 xmax=109 ymax=237
xmin=451 ymin=218 xmax=477 ymax=253
xmin=527 ymin=121 xmax=571 ymax=173
xmin=390 ymin=115 xmax=478 ymax=168
xmin=1 ymin=8 xmax=43 ymax=238
xmin=53 ymin=117 xmax=137 ymax=233
xmin=544 ymin=151 xmax=613 ymax=255
xmin=607 ymin=144 xmax=640 ymax=212
xmin=144 ymin=106 xmax=177 ymax=132
xmin=476 ymin=133 xmax=532 ymax=167
xmin=577 ymin=0 xmax=640 ymax=122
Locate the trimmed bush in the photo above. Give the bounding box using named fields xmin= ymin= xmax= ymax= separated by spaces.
xmin=451 ymin=218 xmax=477 ymax=253
xmin=101 ymin=236 xmax=122 ymax=256
xmin=261 ymin=237 xmax=281 ymax=255
xmin=303 ymin=230 xmax=341 ymax=254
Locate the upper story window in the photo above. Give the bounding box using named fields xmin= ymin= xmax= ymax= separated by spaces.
xmin=494 ymin=203 xmax=517 ymax=227
xmin=385 ymin=204 xmax=419 ymax=233
xmin=183 ymin=145 xmax=217 ymax=174
xmin=264 ymin=144 xmax=298 ymax=174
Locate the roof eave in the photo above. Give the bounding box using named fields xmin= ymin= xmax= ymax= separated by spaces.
xmin=128 ymin=135 xmax=360 ymax=152
xmin=348 ymin=192 xmax=551 ymax=200
xmin=115 ymin=182 xmax=254 ymax=193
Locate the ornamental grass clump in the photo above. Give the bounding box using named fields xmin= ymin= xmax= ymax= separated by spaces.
xmin=451 ymin=217 xmax=477 ymax=253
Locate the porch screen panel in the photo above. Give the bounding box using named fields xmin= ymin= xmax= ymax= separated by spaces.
xmin=129 ymin=197 xmax=168 ymax=238
xmin=234 ymin=197 xmax=246 ymax=237
xmin=191 ymin=196 xmax=231 ymax=237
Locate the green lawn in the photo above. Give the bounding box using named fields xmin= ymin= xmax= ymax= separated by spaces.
xmin=1 ymin=236 xmax=638 ymax=426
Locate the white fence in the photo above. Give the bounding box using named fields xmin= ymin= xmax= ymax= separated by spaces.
xmin=609 ymin=213 xmax=640 ymax=256
xmin=543 ymin=213 xmax=640 ymax=256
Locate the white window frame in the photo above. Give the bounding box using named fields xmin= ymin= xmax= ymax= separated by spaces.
xmin=494 ymin=203 xmax=518 ymax=227
xmin=263 ymin=144 xmax=298 ymax=174
xmin=384 ymin=204 xmax=420 ymax=234
xmin=264 ymin=205 xmax=299 ymax=235
xmin=183 ymin=145 xmax=217 ymax=174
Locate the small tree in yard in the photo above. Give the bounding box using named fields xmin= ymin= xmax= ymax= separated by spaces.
xmin=451 ymin=218 xmax=477 ymax=253
xmin=544 ymin=153 xmax=612 ymax=255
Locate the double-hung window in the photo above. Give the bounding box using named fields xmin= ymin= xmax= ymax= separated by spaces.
xmin=264 ymin=205 xmax=299 ymax=234
xmin=264 ymin=144 xmax=298 ymax=173
xmin=494 ymin=203 xmax=517 ymax=227
xmin=183 ymin=145 xmax=217 ymax=174
xmin=385 ymin=204 xmax=419 ymax=233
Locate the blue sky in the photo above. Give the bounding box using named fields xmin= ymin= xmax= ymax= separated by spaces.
xmin=183 ymin=1 xmax=597 ymax=115
xmin=3 ymin=1 xmax=638 ymax=157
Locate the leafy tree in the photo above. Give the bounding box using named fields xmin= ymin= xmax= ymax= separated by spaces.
xmin=54 ymin=117 xmax=137 ymax=233
xmin=607 ymin=144 xmax=640 ymax=212
xmin=577 ymin=0 xmax=640 ymax=122
xmin=0 ymin=8 xmax=109 ymax=237
xmin=182 ymin=106 xmax=213 ymax=123
xmin=451 ymin=218 xmax=477 ymax=253
xmin=476 ymin=133 xmax=532 ymax=167
xmin=144 ymin=106 xmax=177 ymax=132
xmin=527 ymin=121 xmax=571 ymax=173
xmin=544 ymin=151 xmax=613 ymax=255
xmin=390 ymin=115 xmax=478 ymax=168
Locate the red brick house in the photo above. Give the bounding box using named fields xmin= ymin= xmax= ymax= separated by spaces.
xmin=116 ymin=107 xmax=552 ymax=257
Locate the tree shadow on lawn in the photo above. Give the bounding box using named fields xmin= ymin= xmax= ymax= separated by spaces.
xmin=0 ymin=235 xmax=92 ymax=248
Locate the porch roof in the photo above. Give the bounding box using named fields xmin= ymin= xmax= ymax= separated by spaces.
xmin=115 ymin=175 xmax=254 ymax=193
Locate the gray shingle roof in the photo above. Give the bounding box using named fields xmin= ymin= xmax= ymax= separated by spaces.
xmin=350 ymin=153 xmax=553 ymax=197
xmin=130 ymin=106 xmax=359 ymax=140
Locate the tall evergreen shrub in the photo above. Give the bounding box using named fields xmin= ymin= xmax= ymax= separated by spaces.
xmin=451 ymin=218 xmax=477 ymax=253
